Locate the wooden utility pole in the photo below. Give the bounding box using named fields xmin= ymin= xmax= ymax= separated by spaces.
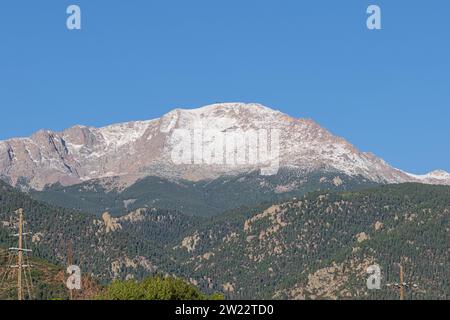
xmin=17 ymin=208 xmax=23 ymax=301
xmin=387 ymin=263 xmax=419 ymax=300
xmin=399 ymin=265 xmax=405 ymax=301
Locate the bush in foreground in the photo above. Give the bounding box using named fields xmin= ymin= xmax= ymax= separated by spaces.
xmin=98 ymin=275 xmax=224 ymax=300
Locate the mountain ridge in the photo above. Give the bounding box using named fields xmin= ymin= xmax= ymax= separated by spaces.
xmin=0 ymin=102 xmax=448 ymax=190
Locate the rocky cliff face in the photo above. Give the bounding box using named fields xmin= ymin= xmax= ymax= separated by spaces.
xmin=0 ymin=103 xmax=448 ymax=190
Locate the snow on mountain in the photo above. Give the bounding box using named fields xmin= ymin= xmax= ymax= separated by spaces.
xmin=404 ymin=170 xmax=450 ymax=184
xmin=0 ymin=102 xmax=448 ymax=190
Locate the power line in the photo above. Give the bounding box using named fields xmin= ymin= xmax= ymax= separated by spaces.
xmin=386 ymin=263 xmax=419 ymax=300
xmin=0 ymin=251 xmax=14 ymax=292
xmin=6 ymin=208 xmax=35 ymax=300
xmin=23 ymin=220 xmax=34 ymax=299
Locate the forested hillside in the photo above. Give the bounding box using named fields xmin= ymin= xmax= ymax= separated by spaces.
xmin=31 ymin=169 xmax=377 ymax=217
xmin=0 ymin=180 xmax=198 ymax=282
xmin=1 ymin=180 xmax=449 ymax=299
xmin=169 ymin=184 xmax=450 ymax=299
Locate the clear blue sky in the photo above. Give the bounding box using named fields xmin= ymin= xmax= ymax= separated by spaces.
xmin=0 ymin=0 xmax=449 ymax=174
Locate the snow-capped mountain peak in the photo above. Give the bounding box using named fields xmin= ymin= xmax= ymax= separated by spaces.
xmin=0 ymin=102 xmax=448 ymax=189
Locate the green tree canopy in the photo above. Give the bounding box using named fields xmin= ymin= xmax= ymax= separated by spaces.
xmin=98 ymin=275 xmax=224 ymax=300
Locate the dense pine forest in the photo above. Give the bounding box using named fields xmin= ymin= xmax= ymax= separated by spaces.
xmin=1 ymin=179 xmax=449 ymax=299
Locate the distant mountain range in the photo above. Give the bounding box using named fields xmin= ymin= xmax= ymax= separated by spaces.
xmin=1 ymin=103 xmax=449 ymax=300
xmin=1 ymin=103 xmax=449 ymax=191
